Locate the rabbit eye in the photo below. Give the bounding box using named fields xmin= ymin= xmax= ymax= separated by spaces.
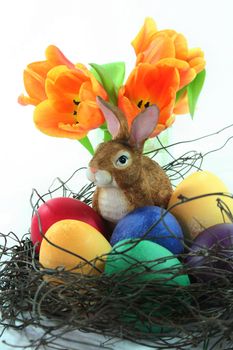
xmin=113 ymin=151 xmax=132 ymax=168
xmin=118 ymin=155 xmax=128 ymax=164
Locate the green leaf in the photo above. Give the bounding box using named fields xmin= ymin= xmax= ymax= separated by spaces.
xmin=91 ymin=65 xmax=102 ymax=83
xmin=101 ymin=62 xmax=125 ymax=91
xmin=78 ymin=136 xmax=94 ymax=155
xmin=90 ymin=63 xmax=117 ymax=105
xmin=90 ymin=62 xmax=125 ymax=106
xmin=187 ymin=69 xmax=206 ymax=118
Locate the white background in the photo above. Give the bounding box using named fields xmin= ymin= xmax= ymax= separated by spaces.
xmin=0 ymin=0 xmax=233 ymax=349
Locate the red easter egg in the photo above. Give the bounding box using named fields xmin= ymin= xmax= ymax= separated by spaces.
xmin=31 ymin=197 xmax=107 ymax=250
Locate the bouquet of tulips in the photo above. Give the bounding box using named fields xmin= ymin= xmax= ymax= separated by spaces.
xmin=18 ymin=18 xmax=206 ymax=155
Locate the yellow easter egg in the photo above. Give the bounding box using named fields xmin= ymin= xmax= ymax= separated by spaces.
xmin=168 ymin=171 xmax=233 ymax=239
xmin=39 ymin=219 xmax=111 ymax=276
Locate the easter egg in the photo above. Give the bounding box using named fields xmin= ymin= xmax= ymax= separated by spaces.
xmin=168 ymin=171 xmax=233 ymax=239
xmin=31 ymin=197 xmax=107 ymax=250
xmin=39 ymin=219 xmax=111 ymax=276
xmin=186 ymin=223 xmax=233 ymax=280
xmin=105 ymin=239 xmax=190 ymax=333
xmin=110 ymin=206 xmax=184 ymax=254
xmin=105 ymin=239 xmax=189 ymax=285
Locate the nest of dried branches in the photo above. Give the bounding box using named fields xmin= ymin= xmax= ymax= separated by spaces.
xmin=1 ymin=126 xmax=233 ymax=350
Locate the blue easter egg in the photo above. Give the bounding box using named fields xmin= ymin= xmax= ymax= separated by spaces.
xmin=110 ymin=206 xmax=184 ymax=254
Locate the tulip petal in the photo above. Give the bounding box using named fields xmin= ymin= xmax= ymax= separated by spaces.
xmin=26 ymin=61 xmax=52 ymax=78
xmin=23 ymin=66 xmax=49 ymax=102
xmin=123 ymin=65 xmax=151 ymax=102
xmin=18 ymin=94 xmax=41 ymax=106
xmin=118 ymin=88 xmax=140 ymax=125
xmin=45 ymin=45 xmax=75 ymax=69
xmin=33 ymin=100 xmax=86 ymax=139
xmin=118 ymin=64 xmax=180 ymax=135
xmin=174 ymin=91 xmax=189 ymax=114
xmin=79 ymin=81 xmax=96 ymax=101
xmin=188 ymin=48 xmax=204 ymax=60
xmin=157 ymin=58 xmax=196 ymax=89
xmin=143 ymin=65 xmax=180 ymax=111
xmin=131 ymin=20 xmax=206 ymax=112
xmin=188 ymin=57 xmax=206 ymax=74
xmin=131 ymin=17 xmax=158 ymax=54
xmin=46 ymin=65 xmax=86 ymax=95
xmin=77 ymin=100 xmax=105 ymax=130
xmin=173 ymin=33 xmax=188 ymax=60
xmin=137 ymin=34 xmax=175 ymax=65
xmin=45 ymin=66 xmax=87 ymax=112
xmin=19 ymin=46 xmax=75 ymax=107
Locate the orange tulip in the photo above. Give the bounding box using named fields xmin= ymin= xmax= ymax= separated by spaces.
xmin=132 ymin=18 xmax=205 ymax=90
xmin=131 ymin=17 xmax=158 ymax=55
xmin=187 ymin=48 xmax=205 ymax=74
xmin=173 ymin=91 xmax=189 ymax=115
xmin=118 ymin=63 xmax=180 ymax=136
xmin=18 ymin=45 xmax=75 ymax=106
xmin=33 ymin=64 xmax=107 ymax=139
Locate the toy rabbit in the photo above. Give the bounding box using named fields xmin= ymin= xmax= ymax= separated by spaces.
xmin=86 ymin=96 xmax=173 ymax=224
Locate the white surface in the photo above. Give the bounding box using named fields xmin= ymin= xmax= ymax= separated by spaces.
xmin=0 ymin=0 xmax=233 ymax=349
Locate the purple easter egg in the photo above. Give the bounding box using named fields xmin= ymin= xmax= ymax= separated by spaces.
xmin=186 ymin=223 xmax=233 ymax=280
xmin=110 ymin=206 xmax=184 ymax=254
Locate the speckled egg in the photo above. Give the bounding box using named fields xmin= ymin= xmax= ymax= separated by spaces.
xmin=168 ymin=171 xmax=233 ymax=239
xmin=110 ymin=206 xmax=184 ymax=254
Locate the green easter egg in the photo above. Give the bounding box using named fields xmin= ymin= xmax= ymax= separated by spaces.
xmin=105 ymin=239 xmax=189 ymax=285
xmin=104 ymin=239 xmax=190 ymax=333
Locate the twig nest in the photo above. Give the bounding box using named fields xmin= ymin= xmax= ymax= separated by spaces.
xmin=104 ymin=239 xmax=190 ymax=333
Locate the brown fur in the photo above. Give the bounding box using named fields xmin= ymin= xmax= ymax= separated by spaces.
xmin=89 ymin=141 xmax=172 ymax=217
xmin=88 ymin=97 xmax=173 ymax=223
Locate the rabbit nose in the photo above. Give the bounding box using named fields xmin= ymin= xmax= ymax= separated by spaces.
xmin=90 ymin=167 xmax=98 ymax=174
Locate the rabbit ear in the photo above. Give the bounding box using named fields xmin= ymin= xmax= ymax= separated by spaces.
xmin=96 ymin=96 xmax=129 ymax=139
xmin=129 ymin=105 xmax=159 ymax=149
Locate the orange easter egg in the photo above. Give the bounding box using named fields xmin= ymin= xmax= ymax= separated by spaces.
xmin=39 ymin=219 xmax=111 ymax=276
xmin=168 ymin=171 xmax=233 ymax=239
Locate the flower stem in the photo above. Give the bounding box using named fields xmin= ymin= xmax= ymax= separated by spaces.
xmin=78 ymin=136 xmax=94 ymax=155
xmin=103 ymin=129 xmax=112 ymax=142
